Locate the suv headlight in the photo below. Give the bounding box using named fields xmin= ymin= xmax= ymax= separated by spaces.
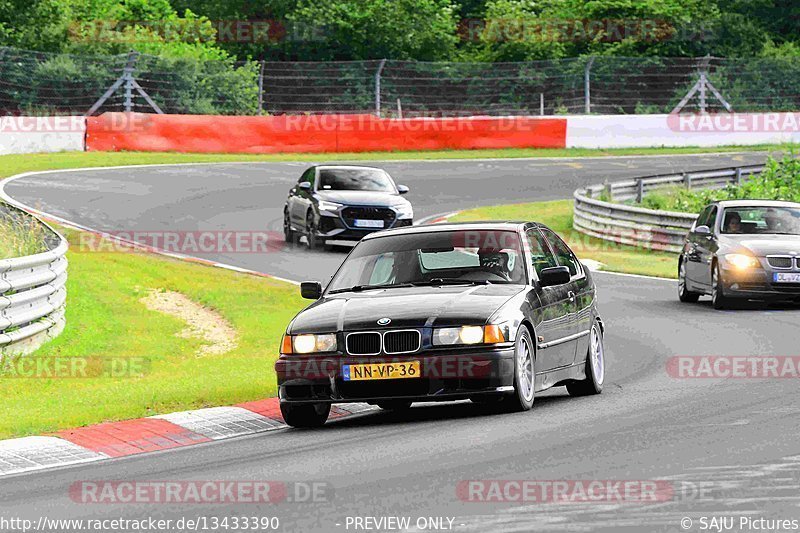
xmin=281 ymin=334 xmax=337 ymax=354
xmin=394 ymin=204 xmax=413 ymax=219
xmin=318 ymin=201 xmax=343 ymax=212
xmin=432 ymin=325 xmax=507 ymax=346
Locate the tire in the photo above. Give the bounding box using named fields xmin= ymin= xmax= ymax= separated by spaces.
xmin=377 ymin=400 xmax=412 ymax=411
xmin=283 ymin=209 xmax=296 ymax=245
xmin=711 ymin=263 xmax=732 ymax=310
xmin=567 ymin=321 xmax=605 ymax=397
xmin=678 ymin=259 xmax=700 ymax=303
xmin=280 ymin=402 xmax=330 ymax=428
xmin=305 ymin=211 xmax=325 ymax=250
xmin=504 ymin=326 xmax=535 ymax=412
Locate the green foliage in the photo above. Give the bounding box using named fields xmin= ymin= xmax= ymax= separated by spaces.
xmin=0 ymin=205 xmax=50 ymax=259
xmin=637 ymin=154 xmax=800 ymax=213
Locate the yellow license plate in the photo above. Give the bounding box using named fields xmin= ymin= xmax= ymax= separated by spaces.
xmin=343 ymin=361 xmax=421 ymax=381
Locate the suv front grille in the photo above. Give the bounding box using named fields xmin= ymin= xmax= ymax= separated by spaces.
xmin=341 ymin=207 xmax=396 ymax=229
xmin=383 ymin=330 xmax=421 ymax=354
xmin=346 ymin=332 xmax=381 ymax=355
xmin=767 ymin=256 xmax=793 ymax=269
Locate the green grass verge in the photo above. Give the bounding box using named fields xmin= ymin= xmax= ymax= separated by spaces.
xmin=0 ymin=143 xmax=782 ymax=177
xmin=0 ymin=227 xmax=307 ymax=439
xmin=451 ymin=200 xmax=677 ymax=279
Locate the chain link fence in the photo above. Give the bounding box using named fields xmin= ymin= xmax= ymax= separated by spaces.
xmin=1 ymin=47 xmax=798 ymax=116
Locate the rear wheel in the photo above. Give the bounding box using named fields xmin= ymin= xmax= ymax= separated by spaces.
xmin=678 ymin=259 xmax=700 ymax=303
xmin=280 ymin=402 xmax=330 ymax=428
xmin=711 ymin=263 xmax=732 ymax=310
xmin=504 ymin=326 xmax=535 ymax=412
xmin=567 ymin=321 xmax=605 ymax=397
xmin=377 ymin=400 xmax=412 ymax=411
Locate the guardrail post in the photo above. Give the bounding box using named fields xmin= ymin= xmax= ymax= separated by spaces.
xmin=735 ymin=167 xmax=743 ymax=186
xmin=683 ymin=172 xmax=692 ymax=189
xmin=604 ymin=181 xmax=612 ymax=200
xmin=636 ymin=179 xmax=644 ymax=203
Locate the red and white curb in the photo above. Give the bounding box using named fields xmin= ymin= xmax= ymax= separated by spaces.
xmin=0 ymin=399 xmax=378 ymax=477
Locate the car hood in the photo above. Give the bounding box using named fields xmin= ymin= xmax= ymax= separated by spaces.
xmin=289 ymin=285 xmax=525 ymax=334
xmin=316 ymin=190 xmax=408 ymax=207
xmin=720 ymin=234 xmax=800 ymax=256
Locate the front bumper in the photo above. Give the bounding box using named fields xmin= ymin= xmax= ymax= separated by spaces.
xmin=275 ymin=347 xmax=515 ymax=404
xmin=316 ymin=210 xmax=412 ymax=241
xmin=720 ymin=264 xmax=800 ymax=301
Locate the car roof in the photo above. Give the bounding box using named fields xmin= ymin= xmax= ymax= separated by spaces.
xmin=713 ymin=199 xmax=800 ymax=208
xmin=312 ymin=164 xmax=386 ymax=172
xmin=361 ymin=221 xmax=537 ymax=240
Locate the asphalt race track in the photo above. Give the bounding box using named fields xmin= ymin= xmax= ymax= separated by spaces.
xmin=4 ymin=152 xmax=800 ymax=533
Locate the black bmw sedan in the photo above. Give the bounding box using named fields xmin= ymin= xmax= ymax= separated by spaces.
xmin=275 ymin=222 xmax=605 ymax=427
xmin=679 ymin=200 xmax=800 ymax=309
xmin=283 ymin=165 xmax=413 ymax=249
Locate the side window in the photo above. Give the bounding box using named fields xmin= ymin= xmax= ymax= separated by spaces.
xmin=541 ymin=229 xmax=582 ymax=278
xmin=525 ymin=229 xmax=558 ymax=278
xmin=298 ymin=168 xmax=314 ymax=187
xmin=695 ymin=206 xmax=713 ymax=229
xmin=706 ymin=207 xmax=718 ymax=231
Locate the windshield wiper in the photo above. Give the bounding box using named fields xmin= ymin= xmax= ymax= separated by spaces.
xmin=328 ymin=283 xmax=416 ymax=294
xmin=414 ymin=278 xmax=492 ymax=286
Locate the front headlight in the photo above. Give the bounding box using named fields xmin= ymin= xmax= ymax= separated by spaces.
xmin=318 ymin=200 xmax=343 ymax=212
xmin=724 ymin=253 xmax=760 ymax=270
xmin=394 ymin=204 xmax=414 ymax=219
xmin=281 ymin=333 xmax=338 ymax=354
xmin=432 ymin=325 xmax=507 ymax=346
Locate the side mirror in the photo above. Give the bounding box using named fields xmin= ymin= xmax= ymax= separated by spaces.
xmin=300 ymin=281 xmax=323 ymax=300
xmin=694 ymin=225 xmax=712 ymax=236
xmin=298 ymin=182 xmax=312 ymax=191
xmin=397 ymin=184 xmax=409 ymax=195
xmin=539 ymin=266 xmax=571 ymax=287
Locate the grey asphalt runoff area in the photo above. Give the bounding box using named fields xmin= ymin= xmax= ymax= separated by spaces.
xmin=4 ymin=151 xmax=800 ymax=533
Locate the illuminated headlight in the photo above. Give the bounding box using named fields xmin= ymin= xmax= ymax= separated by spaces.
xmin=394 ymin=204 xmax=414 ymax=219
xmin=432 ymin=325 xmax=507 ymax=346
xmin=318 ymin=201 xmax=343 ymax=212
xmin=724 ymin=253 xmax=760 ymax=270
xmin=283 ymin=334 xmax=337 ymax=354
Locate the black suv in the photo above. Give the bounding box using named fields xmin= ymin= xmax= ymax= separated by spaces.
xmin=283 ymin=165 xmax=414 ymax=249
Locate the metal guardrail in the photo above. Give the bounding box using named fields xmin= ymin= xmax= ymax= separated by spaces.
xmin=573 ymin=164 xmax=766 ymax=254
xmin=0 ymin=204 xmax=68 ymax=356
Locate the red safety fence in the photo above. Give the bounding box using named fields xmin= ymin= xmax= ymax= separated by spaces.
xmin=86 ymin=113 xmax=567 ymax=153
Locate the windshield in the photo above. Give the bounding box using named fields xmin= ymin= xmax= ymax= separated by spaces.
xmin=318 ymin=168 xmax=396 ymax=192
xmin=721 ymin=206 xmax=800 ymax=235
xmin=326 ymin=230 xmax=526 ymax=293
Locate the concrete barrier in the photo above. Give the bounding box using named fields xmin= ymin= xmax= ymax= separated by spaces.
xmin=0 ymin=116 xmax=86 ymax=155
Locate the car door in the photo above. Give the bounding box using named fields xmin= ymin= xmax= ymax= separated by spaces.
xmin=291 ymin=168 xmax=315 ymax=227
xmin=525 ymin=228 xmax=576 ymax=372
xmin=686 ymin=205 xmax=718 ymax=289
xmin=540 ymin=228 xmax=587 ymax=366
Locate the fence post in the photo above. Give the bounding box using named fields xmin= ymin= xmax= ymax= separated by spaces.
xmin=122 ymin=51 xmax=140 ymax=113
xmin=540 ymin=93 xmax=544 ymax=116
xmin=375 ymin=59 xmax=387 ymax=117
xmin=584 ymin=56 xmax=595 ymax=114
xmin=257 ymin=60 xmax=265 ymax=116
xmin=698 ymin=72 xmax=707 ymax=114
xmin=636 ymin=179 xmax=644 ymax=203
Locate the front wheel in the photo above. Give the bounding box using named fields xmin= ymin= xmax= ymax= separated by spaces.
xmin=567 ymin=321 xmax=605 ymax=397
xmin=305 ymin=211 xmax=325 ymax=250
xmin=678 ymin=259 xmax=700 ymax=303
xmin=283 ymin=209 xmax=296 ymax=245
xmin=504 ymin=326 xmax=535 ymax=412
xmin=280 ymin=402 xmax=330 ymax=428
xmin=711 ymin=263 xmax=732 ymax=310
